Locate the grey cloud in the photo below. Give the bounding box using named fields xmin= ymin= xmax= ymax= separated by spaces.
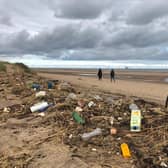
xmin=0 ymin=15 xmax=13 ymax=26
xmin=44 ymin=46 xmax=168 ymax=60
xmin=0 ymin=0 xmax=168 ymax=61
xmin=49 ymin=0 xmax=113 ymax=19
xmin=127 ymin=0 xmax=168 ymax=25
xmin=0 ymin=24 xmax=102 ymax=55
xmin=103 ymin=25 xmax=168 ymax=48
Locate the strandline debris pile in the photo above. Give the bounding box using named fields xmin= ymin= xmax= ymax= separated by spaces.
xmin=0 ymin=62 xmax=167 ymax=168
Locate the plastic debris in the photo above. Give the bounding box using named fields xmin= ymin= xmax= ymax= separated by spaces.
xmin=130 ymin=109 xmax=141 ymax=132
xmin=47 ymin=81 xmax=53 ymax=89
xmin=37 ymin=112 xmax=45 ymax=117
xmin=109 ymin=116 xmax=114 ymax=125
xmin=94 ymin=95 xmax=103 ymax=101
xmin=30 ymin=102 xmax=49 ymax=113
xmin=121 ymin=143 xmax=131 ymax=158
xmin=160 ymin=161 xmax=168 ymax=167
xmin=72 ymin=112 xmax=85 ymax=124
xmin=35 ymin=91 xmax=46 ymax=98
xmin=38 ymin=103 xmax=53 ymax=112
xmin=32 ymin=83 xmax=40 ymax=90
xmin=110 ymin=127 xmax=117 ymax=135
xmin=81 ymin=128 xmax=102 ymax=141
xmin=75 ymin=107 xmax=83 ymax=112
xmin=129 ymin=103 xmax=139 ymax=110
xmin=3 ymin=107 xmax=10 ymax=113
xmin=118 ymin=117 xmax=123 ymax=121
xmin=91 ymin=148 xmax=97 ymax=152
xmin=88 ymin=101 xmax=96 ymax=108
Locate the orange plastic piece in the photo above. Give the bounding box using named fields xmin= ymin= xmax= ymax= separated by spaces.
xmin=121 ymin=143 xmax=131 ymax=158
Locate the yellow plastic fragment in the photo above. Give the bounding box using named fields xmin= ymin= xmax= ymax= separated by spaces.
xmin=121 ymin=143 xmax=131 ymax=158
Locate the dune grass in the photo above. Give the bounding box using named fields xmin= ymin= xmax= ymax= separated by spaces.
xmin=0 ymin=62 xmax=7 ymax=72
xmin=15 ymin=63 xmax=31 ymax=73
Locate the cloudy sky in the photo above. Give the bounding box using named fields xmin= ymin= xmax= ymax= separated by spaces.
xmin=0 ymin=0 xmax=168 ymax=63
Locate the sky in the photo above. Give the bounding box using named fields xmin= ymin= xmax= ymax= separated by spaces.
xmin=0 ymin=0 xmax=168 ymax=66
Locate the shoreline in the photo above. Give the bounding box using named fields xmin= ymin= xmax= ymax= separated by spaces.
xmin=35 ymin=68 xmax=168 ymax=84
xmin=37 ymin=70 xmax=168 ymax=105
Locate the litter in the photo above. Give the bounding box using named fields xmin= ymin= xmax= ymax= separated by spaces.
xmin=88 ymin=101 xmax=96 ymax=108
xmin=37 ymin=112 xmax=45 ymax=117
xmin=91 ymin=148 xmax=97 ymax=152
xmin=160 ymin=161 xmax=168 ymax=167
xmin=47 ymin=81 xmax=53 ymax=89
xmin=75 ymin=107 xmax=83 ymax=112
xmin=109 ymin=116 xmax=114 ymax=125
xmin=72 ymin=112 xmax=85 ymax=124
xmin=38 ymin=103 xmax=53 ymax=112
xmin=35 ymin=91 xmax=46 ymax=98
xmin=129 ymin=103 xmax=139 ymax=110
xmin=94 ymin=95 xmax=103 ymax=101
xmin=81 ymin=128 xmax=102 ymax=141
xmin=130 ymin=109 xmax=141 ymax=132
xmin=110 ymin=127 xmax=117 ymax=135
xmin=30 ymin=102 xmax=49 ymax=113
xmin=121 ymin=143 xmax=131 ymax=158
xmin=3 ymin=107 xmax=10 ymax=113
xmin=32 ymin=83 xmax=40 ymax=90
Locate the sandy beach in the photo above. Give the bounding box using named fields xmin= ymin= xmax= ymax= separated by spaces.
xmin=0 ymin=63 xmax=167 ymax=167
xmin=37 ymin=69 xmax=168 ymax=105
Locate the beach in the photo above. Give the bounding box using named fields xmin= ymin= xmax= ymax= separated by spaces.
xmin=0 ymin=63 xmax=167 ymax=167
xmin=37 ymin=69 xmax=168 ymax=105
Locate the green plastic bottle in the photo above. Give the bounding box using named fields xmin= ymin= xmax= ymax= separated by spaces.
xmin=72 ymin=112 xmax=85 ymax=124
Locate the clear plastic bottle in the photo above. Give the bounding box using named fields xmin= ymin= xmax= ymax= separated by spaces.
xmin=81 ymin=128 xmax=102 ymax=141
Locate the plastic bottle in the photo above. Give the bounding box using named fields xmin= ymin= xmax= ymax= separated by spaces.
xmin=81 ymin=128 xmax=102 ymax=141
xmin=38 ymin=103 xmax=53 ymax=112
xmin=47 ymin=81 xmax=53 ymax=89
xmin=72 ymin=112 xmax=85 ymax=124
xmin=130 ymin=109 xmax=141 ymax=132
xmin=30 ymin=102 xmax=49 ymax=112
xmin=121 ymin=143 xmax=131 ymax=158
xmin=129 ymin=103 xmax=139 ymax=110
xmin=32 ymin=83 xmax=40 ymax=90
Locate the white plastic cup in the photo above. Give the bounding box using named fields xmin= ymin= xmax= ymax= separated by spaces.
xmin=30 ymin=102 xmax=48 ymax=112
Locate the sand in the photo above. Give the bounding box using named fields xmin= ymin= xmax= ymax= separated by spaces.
xmin=0 ymin=64 xmax=167 ymax=167
xmin=38 ymin=69 xmax=168 ymax=105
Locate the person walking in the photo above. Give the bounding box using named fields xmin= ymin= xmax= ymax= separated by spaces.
xmin=110 ymin=69 xmax=115 ymax=82
xmin=97 ymin=68 xmax=103 ymax=80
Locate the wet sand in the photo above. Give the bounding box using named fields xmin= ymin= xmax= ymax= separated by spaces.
xmin=37 ymin=69 xmax=168 ymax=105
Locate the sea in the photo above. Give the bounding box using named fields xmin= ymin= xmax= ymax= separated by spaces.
xmin=9 ymin=59 xmax=168 ymax=70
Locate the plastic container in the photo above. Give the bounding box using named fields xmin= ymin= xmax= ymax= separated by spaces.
xmin=130 ymin=109 xmax=141 ymax=132
xmin=47 ymin=81 xmax=53 ymax=89
xmin=88 ymin=101 xmax=95 ymax=108
xmin=81 ymin=128 xmax=102 ymax=141
xmin=30 ymin=102 xmax=49 ymax=112
xmin=38 ymin=103 xmax=53 ymax=112
xmin=129 ymin=103 xmax=139 ymax=110
xmin=32 ymin=83 xmax=40 ymax=90
xmin=35 ymin=91 xmax=46 ymax=98
xmin=72 ymin=112 xmax=85 ymax=124
xmin=121 ymin=143 xmax=131 ymax=158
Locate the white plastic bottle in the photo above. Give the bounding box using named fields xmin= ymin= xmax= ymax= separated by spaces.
xmin=30 ymin=102 xmax=49 ymax=112
xmin=81 ymin=128 xmax=102 ymax=141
